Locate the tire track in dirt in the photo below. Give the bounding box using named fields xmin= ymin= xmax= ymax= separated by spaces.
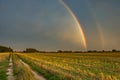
xmin=6 ymin=56 xmax=15 ymax=80
xmin=19 ymin=60 xmax=46 ymax=80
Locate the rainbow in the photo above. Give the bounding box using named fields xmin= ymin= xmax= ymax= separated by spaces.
xmin=85 ymin=0 xmax=105 ymax=49
xmin=60 ymin=0 xmax=87 ymax=50
xmin=96 ymin=22 xmax=104 ymax=49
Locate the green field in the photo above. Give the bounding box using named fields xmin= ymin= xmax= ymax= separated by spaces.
xmin=0 ymin=52 xmax=120 ymax=80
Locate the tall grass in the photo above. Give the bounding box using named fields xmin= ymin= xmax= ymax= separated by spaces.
xmin=12 ymin=54 xmax=36 ymax=80
xmin=0 ymin=53 xmax=10 ymax=80
xmin=16 ymin=53 xmax=120 ymax=80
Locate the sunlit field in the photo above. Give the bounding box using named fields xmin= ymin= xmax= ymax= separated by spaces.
xmin=0 ymin=52 xmax=120 ymax=80
xmin=17 ymin=52 xmax=120 ymax=80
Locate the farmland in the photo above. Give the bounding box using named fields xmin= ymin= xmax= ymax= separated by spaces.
xmin=0 ymin=52 xmax=120 ymax=80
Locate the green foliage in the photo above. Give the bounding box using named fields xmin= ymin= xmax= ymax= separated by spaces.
xmin=0 ymin=45 xmax=13 ymax=52
xmin=23 ymin=48 xmax=39 ymax=53
xmin=0 ymin=56 xmax=9 ymax=80
xmin=12 ymin=54 xmax=36 ymax=80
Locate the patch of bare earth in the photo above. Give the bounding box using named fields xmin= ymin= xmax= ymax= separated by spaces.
xmin=6 ymin=57 xmax=15 ymax=80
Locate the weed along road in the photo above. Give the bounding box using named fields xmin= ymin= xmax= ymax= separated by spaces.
xmin=19 ymin=59 xmax=46 ymax=80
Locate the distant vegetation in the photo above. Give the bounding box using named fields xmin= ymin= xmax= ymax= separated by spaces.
xmin=23 ymin=48 xmax=40 ymax=53
xmin=0 ymin=45 xmax=13 ymax=52
xmin=0 ymin=45 xmax=120 ymax=53
xmin=57 ymin=49 xmax=120 ymax=53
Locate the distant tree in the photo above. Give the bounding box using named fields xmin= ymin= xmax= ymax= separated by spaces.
xmin=93 ymin=50 xmax=97 ymax=52
xmin=74 ymin=51 xmax=82 ymax=53
xmin=112 ymin=49 xmax=117 ymax=52
xmin=88 ymin=50 xmax=92 ymax=53
xmin=102 ymin=50 xmax=105 ymax=52
xmin=23 ymin=48 xmax=39 ymax=53
xmin=63 ymin=51 xmax=72 ymax=53
xmin=87 ymin=50 xmax=97 ymax=53
xmin=39 ymin=51 xmax=46 ymax=53
xmin=57 ymin=50 xmax=63 ymax=53
xmin=0 ymin=46 xmax=13 ymax=52
xmin=57 ymin=50 xmax=73 ymax=53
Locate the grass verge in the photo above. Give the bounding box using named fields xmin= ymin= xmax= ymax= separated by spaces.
xmin=0 ymin=58 xmax=9 ymax=80
xmin=12 ymin=54 xmax=36 ymax=80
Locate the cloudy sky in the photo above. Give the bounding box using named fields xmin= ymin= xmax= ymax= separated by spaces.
xmin=0 ymin=0 xmax=120 ymax=51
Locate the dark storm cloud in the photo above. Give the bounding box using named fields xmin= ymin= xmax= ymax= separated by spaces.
xmin=0 ymin=0 xmax=120 ymax=51
xmin=0 ymin=0 xmax=85 ymax=51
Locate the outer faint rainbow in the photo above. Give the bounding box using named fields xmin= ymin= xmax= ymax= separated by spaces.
xmin=60 ymin=0 xmax=87 ymax=50
xmin=85 ymin=0 xmax=105 ymax=49
xmin=96 ymin=23 xmax=104 ymax=49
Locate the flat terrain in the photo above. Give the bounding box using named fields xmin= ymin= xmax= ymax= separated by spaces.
xmin=0 ymin=52 xmax=120 ymax=80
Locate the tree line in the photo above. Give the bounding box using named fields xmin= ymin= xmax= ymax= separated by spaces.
xmin=0 ymin=45 xmax=119 ymax=53
xmin=0 ymin=46 xmax=13 ymax=52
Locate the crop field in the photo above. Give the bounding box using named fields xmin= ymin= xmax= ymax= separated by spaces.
xmin=0 ymin=52 xmax=120 ymax=80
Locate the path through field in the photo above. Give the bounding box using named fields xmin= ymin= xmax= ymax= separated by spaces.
xmin=6 ymin=56 xmax=15 ymax=80
xmin=19 ymin=59 xmax=46 ymax=80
